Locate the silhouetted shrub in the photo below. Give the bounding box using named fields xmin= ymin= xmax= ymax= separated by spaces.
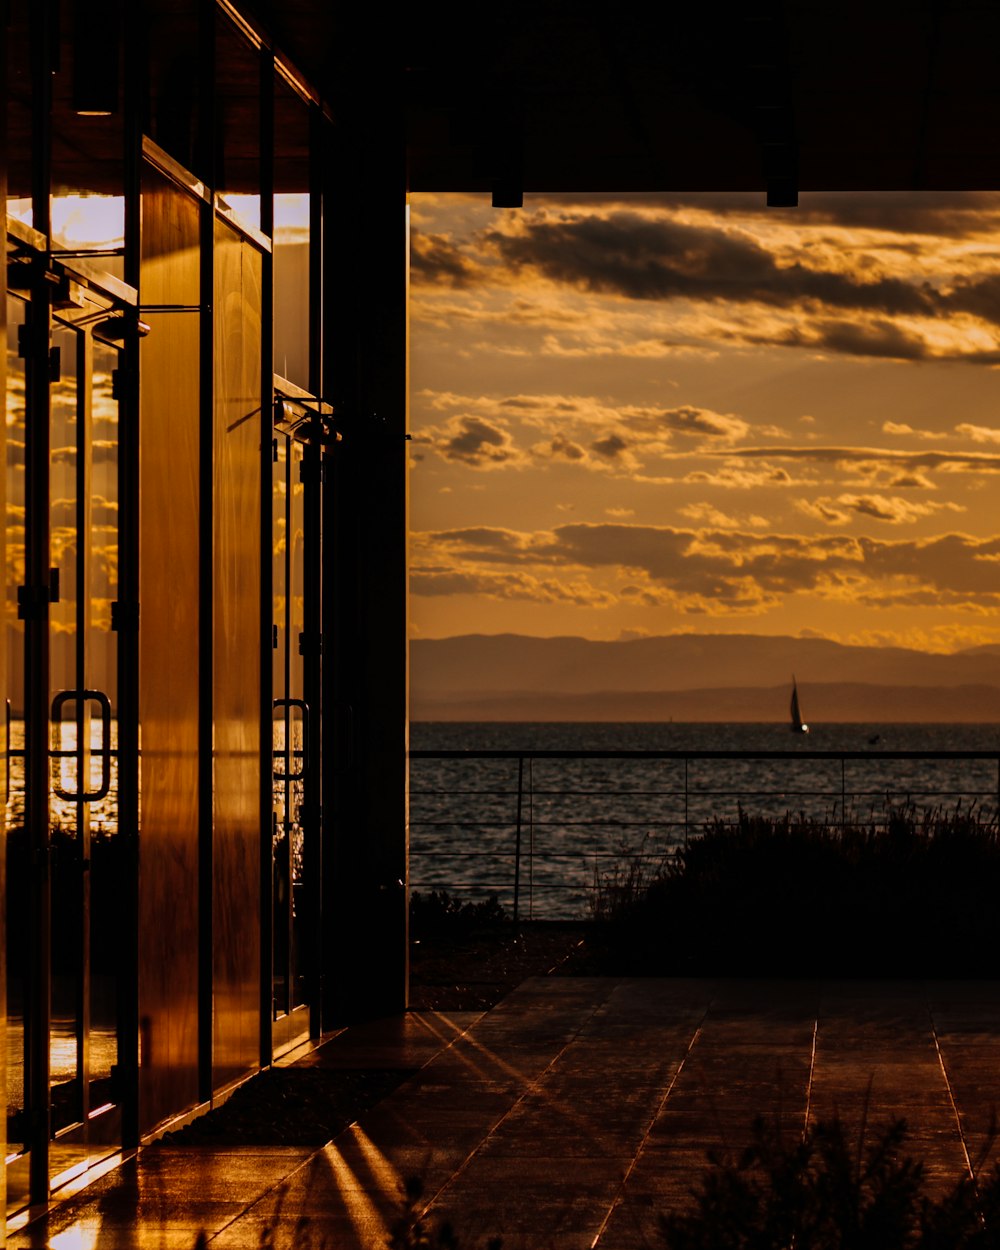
xmin=591 ymin=805 xmax=1000 ymax=975
xmin=661 ymin=1112 xmax=1000 ymax=1249
xmin=409 ymin=889 xmax=508 ymax=941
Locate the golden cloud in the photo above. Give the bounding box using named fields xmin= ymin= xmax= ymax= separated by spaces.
xmin=725 ymin=445 xmax=1000 ymax=474
xmin=414 ymin=391 xmax=757 ymax=474
xmin=955 ymin=423 xmax=1000 ymax=445
xmin=413 ymin=521 xmax=1000 ymax=615
xmin=412 ymin=197 xmax=1000 ymax=365
xmin=412 ymin=414 xmax=526 ymax=468
xmin=679 ymin=503 xmax=769 ymax=529
xmin=882 ymin=421 xmax=947 ymax=441
xmin=409 ymin=565 xmax=616 ymax=608
xmin=684 ymin=464 xmax=797 ymax=489
xmin=798 ymin=494 xmax=964 ymax=525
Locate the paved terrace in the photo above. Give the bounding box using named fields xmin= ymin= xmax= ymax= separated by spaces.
xmin=10 ymin=978 xmax=1000 ymax=1248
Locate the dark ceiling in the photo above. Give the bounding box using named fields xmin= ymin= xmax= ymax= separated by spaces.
xmin=243 ymin=1 xmax=1000 ymax=196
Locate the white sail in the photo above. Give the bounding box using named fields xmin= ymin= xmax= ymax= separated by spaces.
xmin=790 ymin=676 xmax=809 ymax=733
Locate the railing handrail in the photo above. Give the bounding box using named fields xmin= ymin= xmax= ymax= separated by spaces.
xmin=411 ymin=748 xmax=1000 ymax=761
xmin=409 ymin=746 xmax=1000 ymax=920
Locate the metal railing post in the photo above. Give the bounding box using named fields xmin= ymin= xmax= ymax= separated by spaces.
xmin=528 ymin=757 xmax=534 ymax=919
xmin=513 ymin=755 xmax=524 ymax=924
xmin=841 ymin=758 xmax=846 ymax=834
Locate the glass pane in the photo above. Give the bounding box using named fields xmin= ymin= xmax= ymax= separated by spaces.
xmin=273 ymin=73 xmax=311 ymax=388
xmin=288 ymin=443 xmax=306 ymax=1009
xmin=137 ymin=161 xmax=201 ymax=1133
xmin=216 ymin=12 xmax=260 ymax=235
xmin=273 ymin=437 xmax=287 ymax=708
xmin=140 ymin=164 xmax=201 ymax=308
xmin=213 ymin=216 xmax=262 ymax=1085
xmin=49 ymin=327 xmax=83 ymax=1141
xmin=88 ymin=341 xmax=119 ymax=1106
xmin=6 ymin=296 xmax=27 ymax=1169
xmin=289 ymin=446 xmax=305 ymax=704
xmin=272 ymin=436 xmax=288 ymax=1017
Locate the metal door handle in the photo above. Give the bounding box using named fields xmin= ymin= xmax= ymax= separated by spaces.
xmin=273 ymin=697 xmax=309 ymax=781
xmin=51 ymin=689 xmax=112 ymax=801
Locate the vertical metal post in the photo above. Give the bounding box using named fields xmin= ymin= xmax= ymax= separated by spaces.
xmin=303 ymin=448 xmax=323 ymax=1039
xmin=322 ymin=69 xmax=409 ymax=1021
xmin=684 ymin=757 xmax=689 ymax=847
xmin=118 ymin=0 xmax=143 ymax=1150
xmin=306 ymin=96 xmax=326 ymax=1043
xmin=528 ymin=757 xmax=534 ymax=919
xmin=77 ymin=331 xmax=93 ymax=1133
xmin=26 ymin=276 xmax=53 ymax=1207
xmin=841 ymin=758 xmax=847 ymax=835
xmin=197 ymin=0 xmax=216 ymax=1102
xmin=119 ymin=409 xmax=141 ymax=1127
xmin=512 ymin=756 xmax=523 ymax=925
xmin=25 ymin=0 xmax=55 ymax=1202
xmin=259 ymin=46 xmax=275 ymax=1069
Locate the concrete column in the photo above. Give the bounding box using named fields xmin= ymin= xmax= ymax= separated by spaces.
xmin=322 ymin=73 xmax=409 ymax=1022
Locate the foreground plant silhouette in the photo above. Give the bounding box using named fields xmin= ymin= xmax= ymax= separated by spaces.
xmin=386 ymin=1176 xmax=502 ymax=1250
xmin=592 ymin=804 xmax=1000 ymax=976
xmin=661 ymin=1113 xmax=1000 ymax=1249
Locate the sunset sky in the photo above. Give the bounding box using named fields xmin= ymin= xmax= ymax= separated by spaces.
xmin=409 ymin=192 xmax=1000 ymax=654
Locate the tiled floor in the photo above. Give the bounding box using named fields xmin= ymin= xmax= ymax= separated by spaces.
xmin=10 ymin=978 xmax=1000 ymax=1248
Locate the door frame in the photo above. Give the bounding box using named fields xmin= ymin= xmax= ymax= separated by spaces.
xmin=6 ymin=220 xmax=138 ymax=1208
xmin=270 ymin=377 xmax=327 ymax=1058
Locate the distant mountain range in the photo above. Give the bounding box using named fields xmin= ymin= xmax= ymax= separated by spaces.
xmin=410 ymin=633 xmax=1000 ymax=722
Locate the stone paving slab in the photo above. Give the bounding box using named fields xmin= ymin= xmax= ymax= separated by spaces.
xmin=284 ymin=1010 xmax=485 ymax=1071
xmin=7 ymin=1148 xmax=317 ymax=1248
xmin=10 ymin=980 xmax=1000 ymax=1249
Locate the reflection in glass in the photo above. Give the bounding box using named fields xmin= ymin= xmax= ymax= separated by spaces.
xmin=220 ymin=195 xmax=262 ymax=233
xmin=213 ymin=217 xmax=262 ymax=1084
xmin=273 ymin=195 xmax=310 ymax=387
xmin=48 ymin=325 xmax=82 ymax=1141
xmin=272 ymin=433 xmax=308 ymax=1025
xmin=272 ymin=439 xmax=288 ymax=1015
xmin=137 ymin=159 xmax=202 ymax=1133
xmin=289 ymin=444 xmax=306 ymax=1009
xmin=6 ymin=297 xmax=27 ymax=1167
xmin=6 ymin=303 xmax=123 ymax=1198
xmin=41 ymin=318 xmax=123 ymax=1181
xmin=51 ymin=196 xmax=125 ymax=258
xmin=88 ymin=341 xmax=120 ymax=1103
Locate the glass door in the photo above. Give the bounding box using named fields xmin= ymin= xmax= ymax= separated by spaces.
xmin=6 ymin=289 xmax=29 ymax=1211
xmin=5 ymin=264 xmax=123 ymax=1210
xmin=47 ymin=322 xmax=121 ymax=1186
xmin=271 ymin=385 xmax=322 ymax=1054
xmin=272 ymin=429 xmax=309 ymax=1049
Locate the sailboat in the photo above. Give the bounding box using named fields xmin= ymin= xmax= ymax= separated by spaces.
xmin=790 ymin=676 xmax=809 ymax=734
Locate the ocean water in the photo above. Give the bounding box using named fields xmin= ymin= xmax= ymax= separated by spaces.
xmin=409 ymin=722 xmax=1000 ymax=919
